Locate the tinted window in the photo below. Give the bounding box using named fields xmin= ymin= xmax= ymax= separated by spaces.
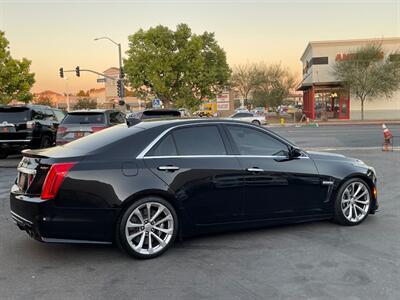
xmin=53 ymin=110 xmax=66 ymax=122
xmin=148 ymin=134 xmax=177 ymax=156
xmin=171 ymin=125 xmax=226 ymax=155
xmin=44 ymin=109 xmax=55 ymax=120
xmin=226 ymin=125 xmax=288 ymax=156
xmin=142 ymin=110 xmax=181 ymax=119
xmin=62 ymin=113 xmax=105 ymax=124
xmin=110 ymin=112 xmax=125 ymax=124
xmin=232 ymin=112 xmax=252 ymax=118
xmin=0 ymin=107 xmax=30 ymax=123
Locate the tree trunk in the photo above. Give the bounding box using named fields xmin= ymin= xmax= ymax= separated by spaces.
xmin=360 ymin=98 xmax=364 ymax=121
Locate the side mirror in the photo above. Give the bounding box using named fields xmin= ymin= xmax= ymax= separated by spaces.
xmin=289 ymin=146 xmax=302 ymax=159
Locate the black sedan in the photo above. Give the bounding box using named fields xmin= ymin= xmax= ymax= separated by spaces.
xmin=10 ymin=119 xmax=378 ymax=259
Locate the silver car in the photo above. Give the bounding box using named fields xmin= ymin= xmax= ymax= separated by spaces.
xmin=56 ymin=109 xmax=125 ymax=145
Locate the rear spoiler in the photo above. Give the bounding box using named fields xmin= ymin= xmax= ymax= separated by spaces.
xmin=21 ymin=149 xmax=49 ymax=159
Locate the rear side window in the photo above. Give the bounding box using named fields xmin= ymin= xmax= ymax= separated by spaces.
xmin=148 ymin=125 xmax=226 ymax=156
xmin=53 ymin=110 xmax=66 ymax=122
xmin=148 ymin=134 xmax=177 ymax=156
xmin=62 ymin=113 xmax=105 ymax=125
xmin=226 ymin=125 xmax=288 ymax=156
xmin=173 ymin=125 xmax=226 ymax=155
xmin=110 ymin=112 xmax=126 ymax=124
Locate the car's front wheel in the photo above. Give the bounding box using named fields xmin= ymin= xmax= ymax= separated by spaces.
xmin=117 ymin=196 xmax=178 ymax=259
xmin=251 ymin=120 xmax=261 ymax=125
xmin=333 ymin=178 xmax=371 ymax=226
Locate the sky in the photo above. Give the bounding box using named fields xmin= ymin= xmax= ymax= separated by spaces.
xmin=0 ymin=0 xmax=399 ymax=94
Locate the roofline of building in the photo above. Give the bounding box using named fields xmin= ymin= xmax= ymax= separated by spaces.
xmin=300 ymin=36 xmax=400 ymax=61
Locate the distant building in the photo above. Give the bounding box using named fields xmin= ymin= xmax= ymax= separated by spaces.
xmin=297 ymin=37 xmax=400 ymax=120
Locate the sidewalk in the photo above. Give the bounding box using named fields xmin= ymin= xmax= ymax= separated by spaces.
xmin=266 ymin=119 xmax=400 ymax=127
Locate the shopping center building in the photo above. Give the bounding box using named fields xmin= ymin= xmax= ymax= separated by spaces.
xmin=297 ymin=37 xmax=400 ymax=120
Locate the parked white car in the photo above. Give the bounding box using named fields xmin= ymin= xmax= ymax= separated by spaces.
xmin=227 ymin=112 xmax=267 ymax=125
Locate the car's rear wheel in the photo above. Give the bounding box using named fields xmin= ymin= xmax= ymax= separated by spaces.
xmin=251 ymin=120 xmax=261 ymax=125
xmin=117 ymin=197 xmax=178 ymax=259
xmin=333 ymin=178 xmax=371 ymax=226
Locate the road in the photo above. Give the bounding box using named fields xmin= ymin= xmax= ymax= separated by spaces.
xmin=271 ymin=124 xmax=400 ymax=150
xmin=0 ymin=125 xmax=399 ymax=299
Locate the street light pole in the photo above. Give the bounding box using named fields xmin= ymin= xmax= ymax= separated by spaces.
xmin=94 ymin=36 xmax=125 ymax=110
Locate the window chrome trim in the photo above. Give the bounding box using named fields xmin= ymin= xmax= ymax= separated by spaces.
xmin=142 ymin=155 xmax=293 ymax=159
xmin=136 ymin=121 xmax=306 ymax=159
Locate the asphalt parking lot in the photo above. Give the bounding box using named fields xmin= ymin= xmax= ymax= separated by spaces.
xmin=0 ymin=125 xmax=399 ymax=299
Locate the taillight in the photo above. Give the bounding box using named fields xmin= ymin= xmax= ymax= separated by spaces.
xmin=91 ymin=126 xmax=106 ymax=133
xmin=26 ymin=121 xmax=36 ymax=129
xmin=40 ymin=162 xmax=76 ymax=200
xmin=57 ymin=126 xmax=67 ymax=134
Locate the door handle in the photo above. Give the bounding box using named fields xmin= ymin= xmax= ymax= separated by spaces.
xmin=246 ymin=167 xmax=264 ymax=173
xmin=157 ymin=165 xmax=180 ymax=171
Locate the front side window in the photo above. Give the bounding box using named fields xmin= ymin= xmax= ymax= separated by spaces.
xmin=226 ymin=125 xmax=288 ymax=156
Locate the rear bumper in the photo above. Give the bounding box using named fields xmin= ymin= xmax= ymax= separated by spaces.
xmin=10 ymin=184 xmax=119 ymax=244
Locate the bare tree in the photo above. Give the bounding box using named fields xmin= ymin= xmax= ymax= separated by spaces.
xmin=333 ymin=44 xmax=400 ymax=120
xmin=252 ymin=63 xmax=296 ymax=108
xmin=230 ymin=63 xmax=262 ymax=104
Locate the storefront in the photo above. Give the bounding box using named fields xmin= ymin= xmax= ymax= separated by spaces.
xmin=298 ymin=37 xmax=400 ymax=120
xmin=301 ymin=85 xmax=349 ymax=120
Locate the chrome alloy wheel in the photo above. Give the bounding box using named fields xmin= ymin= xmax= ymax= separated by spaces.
xmin=125 ymin=202 xmax=174 ymax=255
xmin=341 ymin=181 xmax=370 ymax=223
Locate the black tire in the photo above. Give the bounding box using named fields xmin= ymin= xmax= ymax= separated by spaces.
xmin=0 ymin=151 xmax=8 ymax=159
xmin=251 ymin=120 xmax=261 ymax=125
xmin=40 ymin=135 xmax=52 ymax=149
xmin=116 ymin=196 xmax=178 ymax=259
xmin=333 ymin=178 xmax=371 ymax=226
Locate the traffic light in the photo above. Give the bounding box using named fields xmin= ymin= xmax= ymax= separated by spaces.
xmin=117 ymin=79 xmax=124 ymax=97
xmin=59 ymin=67 xmax=64 ymax=78
xmin=120 ymin=68 xmax=125 ymax=79
xmin=75 ymin=66 xmax=80 ymax=77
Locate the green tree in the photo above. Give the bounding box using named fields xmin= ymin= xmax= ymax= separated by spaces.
xmin=73 ymin=98 xmax=97 ymax=110
xmin=124 ymin=24 xmax=230 ymax=109
xmin=333 ymin=44 xmax=400 ymax=120
xmin=251 ymin=63 xmax=296 ymax=108
xmin=0 ymin=31 xmax=35 ymax=104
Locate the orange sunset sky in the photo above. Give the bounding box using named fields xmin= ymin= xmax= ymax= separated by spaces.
xmin=1 ymin=0 xmax=399 ymax=94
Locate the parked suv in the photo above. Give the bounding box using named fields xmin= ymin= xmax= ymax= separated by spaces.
xmin=56 ymin=109 xmax=126 ymax=145
xmin=0 ymin=105 xmax=65 ymax=159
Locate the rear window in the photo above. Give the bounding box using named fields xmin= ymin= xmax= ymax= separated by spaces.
xmin=62 ymin=113 xmax=105 ymax=125
xmin=141 ymin=110 xmax=181 ymax=119
xmin=0 ymin=107 xmax=31 ymax=123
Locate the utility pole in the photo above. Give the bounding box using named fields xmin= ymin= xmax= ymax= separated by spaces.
xmin=94 ymin=36 xmax=125 ymax=111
